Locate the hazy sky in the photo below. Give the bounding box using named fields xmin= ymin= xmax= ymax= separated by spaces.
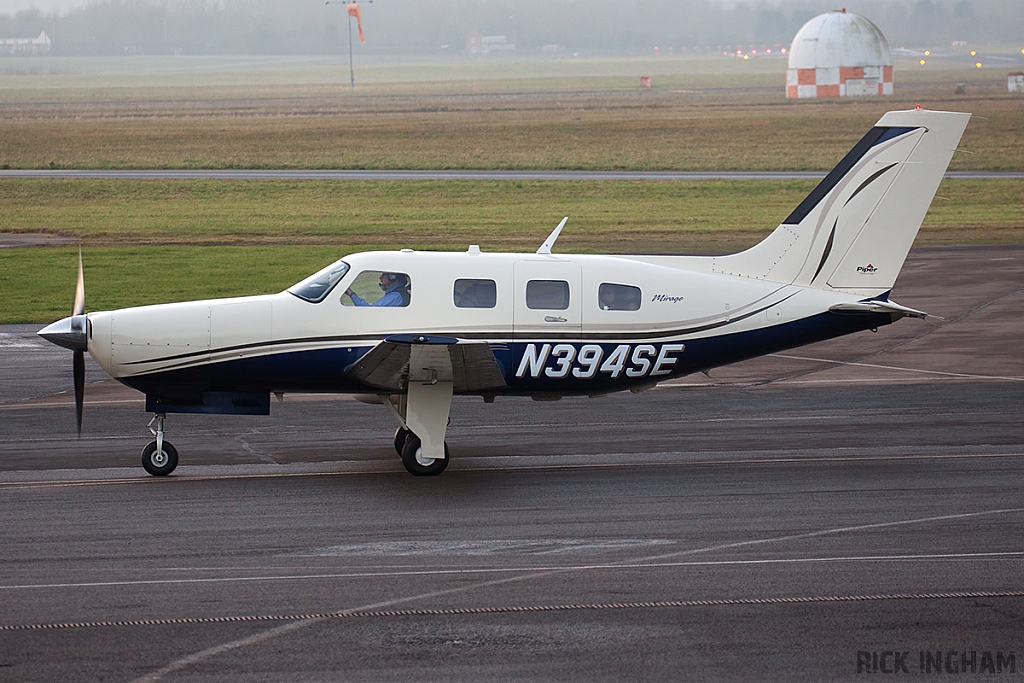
xmin=4 ymin=0 xmax=87 ymax=13
xmin=5 ymin=0 xmax=1020 ymax=53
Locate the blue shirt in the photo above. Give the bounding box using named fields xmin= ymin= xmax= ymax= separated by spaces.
xmin=350 ymin=284 xmax=405 ymax=307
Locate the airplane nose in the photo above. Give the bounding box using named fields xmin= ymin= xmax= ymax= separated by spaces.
xmin=38 ymin=315 xmax=88 ymax=351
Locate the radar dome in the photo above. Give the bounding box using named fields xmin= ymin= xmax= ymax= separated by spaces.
xmin=786 ymin=9 xmax=893 ymax=98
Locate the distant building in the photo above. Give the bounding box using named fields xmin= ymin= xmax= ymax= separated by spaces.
xmin=0 ymin=31 xmax=51 ymax=56
xmin=466 ymin=30 xmax=515 ymax=55
xmin=1009 ymin=73 xmax=1024 ymax=94
xmin=786 ymin=10 xmax=892 ymax=99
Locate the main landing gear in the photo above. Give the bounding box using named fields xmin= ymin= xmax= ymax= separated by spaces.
xmin=384 ymin=379 xmax=453 ymax=477
xmin=142 ymin=413 xmax=178 ymax=476
xmin=393 ymin=426 xmax=450 ymax=476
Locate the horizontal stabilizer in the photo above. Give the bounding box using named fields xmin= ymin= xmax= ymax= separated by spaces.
xmin=829 ymin=299 xmax=934 ymax=320
xmin=345 ymin=335 xmax=507 ymax=393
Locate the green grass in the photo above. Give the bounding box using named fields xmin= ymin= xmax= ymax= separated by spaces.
xmin=2 ymin=178 xmax=1019 ymax=248
xmin=0 ymin=178 xmax=808 ymax=249
xmin=0 ymin=246 xmax=336 ymax=324
xmin=2 ymin=178 xmax=1020 ymax=323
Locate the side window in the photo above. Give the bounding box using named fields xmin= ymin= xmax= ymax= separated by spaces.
xmin=341 ymin=270 xmax=411 ymax=308
xmin=598 ymin=283 xmax=641 ymax=311
xmin=454 ymin=279 xmax=497 ymax=309
xmin=526 ymin=280 xmax=570 ymax=310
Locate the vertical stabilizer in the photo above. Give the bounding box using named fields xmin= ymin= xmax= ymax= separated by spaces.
xmin=712 ymin=109 xmax=970 ymax=296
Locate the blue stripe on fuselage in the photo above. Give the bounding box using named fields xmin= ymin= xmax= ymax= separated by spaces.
xmin=121 ymin=345 xmax=375 ymax=398
xmin=500 ymin=310 xmax=892 ymax=394
xmin=123 ymin=310 xmax=893 ymax=400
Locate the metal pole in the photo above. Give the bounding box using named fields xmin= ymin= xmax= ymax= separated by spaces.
xmin=326 ymin=1 xmax=356 ymax=88
xmin=348 ymin=12 xmax=355 ymax=88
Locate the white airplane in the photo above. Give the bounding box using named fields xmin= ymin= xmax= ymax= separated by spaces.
xmin=39 ymin=108 xmax=970 ymax=477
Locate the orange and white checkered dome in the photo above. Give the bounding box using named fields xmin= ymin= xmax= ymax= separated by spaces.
xmin=786 ymin=10 xmax=893 ymax=99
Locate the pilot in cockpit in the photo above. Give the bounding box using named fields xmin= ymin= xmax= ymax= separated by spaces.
xmin=346 ymin=272 xmax=410 ymax=307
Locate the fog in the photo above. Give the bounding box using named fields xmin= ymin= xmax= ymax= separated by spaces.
xmin=1 ymin=0 xmax=1021 ymax=57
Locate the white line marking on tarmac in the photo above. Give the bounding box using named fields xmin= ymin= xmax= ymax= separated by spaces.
xmin=3 ymin=551 xmax=1023 ymax=592
xmin=126 ymin=506 xmax=1024 ymax=682
xmin=769 ymin=353 xmax=1024 ymax=382
xmin=128 ymin=567 xmax=585 ymax=683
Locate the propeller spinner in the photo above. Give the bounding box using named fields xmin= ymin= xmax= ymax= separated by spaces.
xmin=37 ymin=249 xmax=88 ymax=436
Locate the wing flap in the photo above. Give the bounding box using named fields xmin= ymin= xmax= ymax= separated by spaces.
xmin=345 ymin=335 xmax=507 ymax=393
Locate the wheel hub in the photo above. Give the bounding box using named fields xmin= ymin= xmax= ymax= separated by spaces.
xmin=151 ymin=450 xmax=168 ymax=467
xmin=414 ymin=448 xmax=436 ymax=467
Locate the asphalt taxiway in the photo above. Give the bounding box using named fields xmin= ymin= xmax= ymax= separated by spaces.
xmin=1 ymin=245 xmax=1022 ymax=681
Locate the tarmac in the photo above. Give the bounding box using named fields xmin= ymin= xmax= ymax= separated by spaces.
xmin=1 ymin=244 xmax=1022 ymax=681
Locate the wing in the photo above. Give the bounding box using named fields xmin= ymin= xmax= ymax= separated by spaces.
xmin=344 ymin=334 xmax=508 ymax=393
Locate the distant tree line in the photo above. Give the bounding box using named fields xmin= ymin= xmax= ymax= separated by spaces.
xmin=0 ymin=0 xmax=1019 ymax=57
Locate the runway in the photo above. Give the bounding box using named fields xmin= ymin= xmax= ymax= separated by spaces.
xmin=1 ymin=169 xmax=1022 ymax=181
xmin=2 ymin=245 xmax=1023 ymax=681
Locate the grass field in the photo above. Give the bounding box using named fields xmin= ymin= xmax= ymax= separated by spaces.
xmin=2 ymin=178 xmax=1021 ymax=249
xmin=1 ymin=54 xmax=1021 ymax=322
xmin=2 ymin=177 xmax=1020 ymax=323
xmin=1 ymin=56 xmax=1021 ymax=171
xmin=0 ymin=245 xmax=331 ymax=324
xmin=3 ymin=100 xmax=1021 ymax=172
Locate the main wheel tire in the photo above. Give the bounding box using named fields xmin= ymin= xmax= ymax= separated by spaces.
xmin=141 ymin=440 xmax=179 ymax=476
xmin=400 ymin=434 xmax=449 ymax=476
xmin=394 ymin=427 xmax=411 ymax=456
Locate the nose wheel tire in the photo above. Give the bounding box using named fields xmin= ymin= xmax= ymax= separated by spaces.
xmin=400 ymin=435 xmax=449 ymax=476
xmin=142 ymin=440 xmax=179 ymax=476
xmin=394 ymin=427 xmax=411 ymax=456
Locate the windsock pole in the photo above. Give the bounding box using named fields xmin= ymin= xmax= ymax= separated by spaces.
xmin=347 ymin=10 xmax=354 ymax=88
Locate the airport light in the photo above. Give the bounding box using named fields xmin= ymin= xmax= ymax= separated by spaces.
xmin=976 ymin=62 xmax=982 ymax=68
xmin=920 ymin=59 xmax=926 ymax=65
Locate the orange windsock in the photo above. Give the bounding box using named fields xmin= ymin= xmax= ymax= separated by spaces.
xmin=347 ymin=3 xmax=365 ymax=43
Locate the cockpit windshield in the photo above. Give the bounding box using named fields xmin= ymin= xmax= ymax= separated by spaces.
xmin=287 ymin=259 xmax=350 ymax=303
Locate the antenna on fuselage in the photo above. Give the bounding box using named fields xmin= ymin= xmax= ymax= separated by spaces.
xmin=536 ymin=216 xmax=569 ymax=255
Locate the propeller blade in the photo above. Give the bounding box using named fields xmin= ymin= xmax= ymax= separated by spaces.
xmin=73 ymin=247 xmax=85 ymax=316
xmin=73 ymin=349 xmax=85 ymax=438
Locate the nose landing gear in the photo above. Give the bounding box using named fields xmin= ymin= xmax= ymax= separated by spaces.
xmin=142 ymin=413 xmax=178 ymax=476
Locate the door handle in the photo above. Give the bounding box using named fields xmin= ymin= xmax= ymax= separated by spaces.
xmin=544 ymin=316 xmax=567 ymax=323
